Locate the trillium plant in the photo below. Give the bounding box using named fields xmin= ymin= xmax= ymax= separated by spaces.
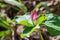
xmin=0 ymin=0 xmax=60 ymax=40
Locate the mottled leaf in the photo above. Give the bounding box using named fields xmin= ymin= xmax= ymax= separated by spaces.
xmin=20 ymin=24 xmax=40 ymax=38
xmin=43 ymin=13 xmax=60 ymax=35
xmin=14 ymin=13 xmax=34 ymax=27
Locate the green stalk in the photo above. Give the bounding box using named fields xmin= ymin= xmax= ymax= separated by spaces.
xmin=38 ymin=29 xmax=44 ymax=40
xmin=28 ymin=27 xmax=44 ymax=40
xmin=1 ymin=36 xmax=5 ymax=40
xmin=32 ymin=2 xmax=42 ymax=12
xmin=32 ymin=2 xmax=51 ymax=13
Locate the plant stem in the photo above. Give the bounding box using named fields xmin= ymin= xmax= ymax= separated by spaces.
xmin=38 ymin=29 xmax=44 ymax=40
xmin=1 ymin=36 xmax=5 ymax=40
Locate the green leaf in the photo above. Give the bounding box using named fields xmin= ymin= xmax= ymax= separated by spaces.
xmin=14 ymin=13 xmax=34 ymax=27
xmin=0 ymin=30 xmax=11 ymax=36
xmin=0 ymin=17 xmax=12 ymax=31
xmin=37 ymin=14 xmax=47 ymax=25
xmin=21 ymin=27 xmax=34 ymax=37
xmin=47 ymin=26 xmax=60 ymax=35
xmin=0 ymin=3 xmax=8 ymax=8
xmin=0 ymin=15 xmax=12 ymax=37
xmin=45 ymin=13 xmax=54 ymax=20
xmin=43 ymin=21 xmax=60 ymax=35
xmin=43 ymin=13 xmax=60 ymax=35
xmin=0 ymin=19 xmax=9 ymax=26
xmin=42 ymin=2 xmax=51 ymax=13
xmin=0 ymin=18 xmax=12 ymax=29
xmin=20 ymin=24 xmax=40 ymax=38
xmin=32 ymin=2 xmax=51 ymax=12
xmin=32 ymin=2 xmax=42 ymax=12
xmin=0 ymin=22 xmax=9 ymax=29
xmin=18 ymin=20 xmax=34 ymax=27
xmin=4 ymin=0 xmax=27 ymax=13
xmin=45 ymin=13 xmax=60 ymax=22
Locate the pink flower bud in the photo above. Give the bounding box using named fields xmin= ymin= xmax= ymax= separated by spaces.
xmin=31 ymin=11 xmax=38 ymax=21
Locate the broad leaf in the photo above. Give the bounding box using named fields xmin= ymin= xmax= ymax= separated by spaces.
xmin=37 ymin=14 xmax=47 ymax=25
xmin=20 ymin=27 xmax=34 ymax=38
xmin=14 ymin=13 xmax=34 ymax=27
xmin=43 ymin=21 xmax=60 ymax=35
xmin=45 ymin=13 xmax=60 ymax=22
xmin=43 ymin=13 xmax=60 ymax=35
xmin=20 ymin=24 xmax=40 ymax=38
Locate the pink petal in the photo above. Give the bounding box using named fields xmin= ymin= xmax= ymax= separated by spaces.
xmin=31 ymin=11 xmax=38 ymax=21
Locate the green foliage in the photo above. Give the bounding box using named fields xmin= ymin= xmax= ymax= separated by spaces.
xmin=0 ymin=1 xmax=60 ymax=39
xmin=37 ymin=14 xmax=47 ymax=25
xmin=0 ymin=17 xmax=12 ymax=29
xmin=0 ymin=18 xmax=9 ymax=29
xmin=43 ymin=13 xmax=60 ymax=35
xmin=14 ymin=12 xmax=43 ymax=38
xmin=4 ymin=0 xmax=27 ymax=13
xmin=20 ymin=27 xmax=34 ymax=38
xmin=0 ymin=16 xmax=12 ymax=37
xmin=14 ymin=2 xmax=60 ymax=38
xmin=32 ymin=2 xmax=51 ymax=12
xmin=32 ymin=2 xmax=42 ymax=12
xmin=20 ymin=24 xmax=40 ymax=38
xmin=0 ymin=3 xmax=8 ymax=8
xmin=42 ymin=2 xmax=51 ymax=13
xmin=0 ymin=30 xmax=11 ymax=36
xmin=14 ymin=13 xmax=34 ymax=27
